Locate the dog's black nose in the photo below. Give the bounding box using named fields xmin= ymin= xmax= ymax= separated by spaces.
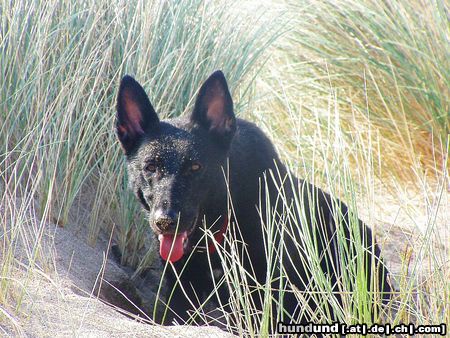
xmin=155 ymin=217 xmax=175 ymax=231
xmin=154 ymin=208 xmax=177 ymax=231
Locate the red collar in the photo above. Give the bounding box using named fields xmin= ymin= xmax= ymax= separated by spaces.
xmin=208 ymin=216 xmax=228 ymax=254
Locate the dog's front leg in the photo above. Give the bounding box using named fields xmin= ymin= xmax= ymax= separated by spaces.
xmin=157 ymin=266 xmax=198 ymax=325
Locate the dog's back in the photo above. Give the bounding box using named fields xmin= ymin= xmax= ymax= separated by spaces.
xmin=227 ymin=118 xmax=390 ymax=321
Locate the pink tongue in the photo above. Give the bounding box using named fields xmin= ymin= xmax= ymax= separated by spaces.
xmin=158 ymin=232 xmax=187 ymax=263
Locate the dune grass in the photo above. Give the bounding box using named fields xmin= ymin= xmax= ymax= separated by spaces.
xmin=256 ymin=0 xmax=448 ymax=185
xmin=1 ymin=0 xmax=448 ymax=336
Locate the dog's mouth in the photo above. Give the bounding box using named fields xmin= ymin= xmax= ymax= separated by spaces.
xmin=157 ymin=217 xmax=197 ymax=263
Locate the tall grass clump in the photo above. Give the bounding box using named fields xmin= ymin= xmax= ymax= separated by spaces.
xmin=0 ymin=0 xmax=281 ymax=313
xmin=259 ymin=0 xmax=448 ymax=184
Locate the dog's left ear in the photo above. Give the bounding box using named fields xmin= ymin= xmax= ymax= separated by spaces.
xmin=191 ymin=70 xmax=236 ymax=147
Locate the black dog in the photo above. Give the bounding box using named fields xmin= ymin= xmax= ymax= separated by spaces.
xmin=115 ymin=70 xmax=390 ymax=328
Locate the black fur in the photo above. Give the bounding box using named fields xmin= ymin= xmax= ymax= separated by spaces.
xmin=116 ymin=70 xmax=390 ymax=327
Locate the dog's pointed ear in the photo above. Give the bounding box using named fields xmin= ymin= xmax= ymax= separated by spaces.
xmin=116 ymin=75 xmax=159 ymax=154
xmin=191 ymin=70 xmax=236 ymax=147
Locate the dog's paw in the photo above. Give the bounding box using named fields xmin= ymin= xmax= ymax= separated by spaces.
xmin=110 ymin=244 xmax=123 ymax=265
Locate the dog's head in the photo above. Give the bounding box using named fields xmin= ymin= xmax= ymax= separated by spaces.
xmin=116 ymin=71 xmax=236 ymax=263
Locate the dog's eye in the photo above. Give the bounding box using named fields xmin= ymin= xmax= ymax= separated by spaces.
xmin=191 ymin=162 xmax=202 ymax=172
xmin=145 ymin=162 xmax=157 ymax=173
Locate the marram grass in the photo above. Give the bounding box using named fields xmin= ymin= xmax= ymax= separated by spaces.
xmin=1 ymin=0 xmax=448 ymax=336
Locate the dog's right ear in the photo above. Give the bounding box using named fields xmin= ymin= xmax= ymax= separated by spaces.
xmin=116 ymin=75 xmax=159 ymax=154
